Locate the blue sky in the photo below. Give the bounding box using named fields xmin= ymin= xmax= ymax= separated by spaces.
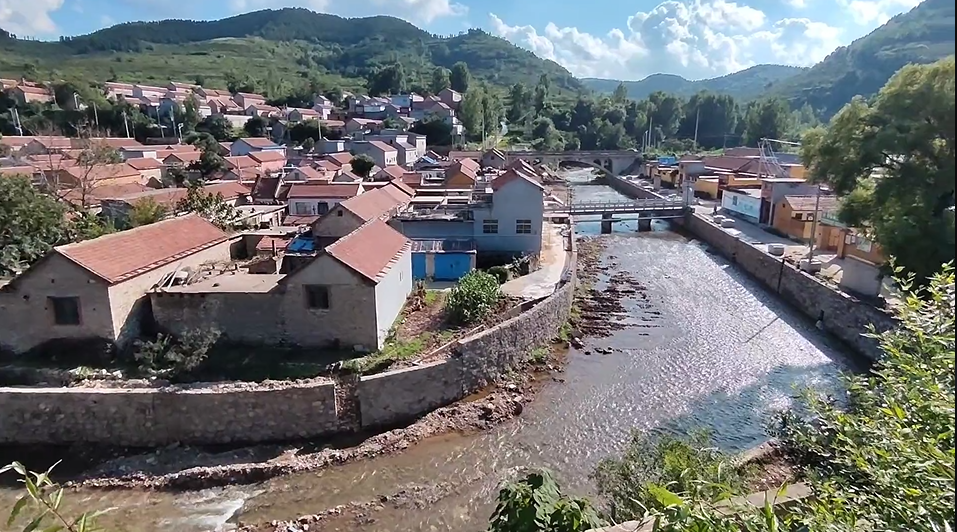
xmin=3 ymin=0 xmax=921 ymax=80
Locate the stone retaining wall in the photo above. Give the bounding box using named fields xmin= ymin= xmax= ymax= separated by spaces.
xmin=0 ymin=238 xmax=578 ymax=446
xmin=684 ymin=213 xmax=894 ymax=361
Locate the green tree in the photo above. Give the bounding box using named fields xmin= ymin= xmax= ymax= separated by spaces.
xmin=459 ymin=87 xmax=485 ymax=140
xmin=301 ymin=136 xmax=316 ymax=153
xmin=450 ymin=61 xmax=471 ymax=93
xmin=446 ymin=270 xmax=501 ymax=325
xmin=195 ymin=115 xmax=233 ymax=141
xmin=243 ymin=116 xmax=267 ymax=137
xmin=679 ymin=92 xmax=737 ymax=149
xmin=429 ymin=66 xmax=451 ymax=94
xmin=646 ymin=91 xmax=683 ymax=139
xmin=175 ymin=183 xmax=240 ymax=229
xmin=801 ymin=58 xmax=955 ymax=281
xmin=0 ymin=175 xmax=69 ymax=276
xmin=410 ymin=117 xmax=453 ymax=146
xmin=2 ymin=461 xmax=108 ymax=531
xmin=611 ymin=82 xmax=629 ymax=104
xmin=534 ymin=74 xmax=550 ymax=114
xmin=742 ymin=97 xmax=791 ymax=146
xmin=128 ymin=198 xmax=169 ymax=227
xmin=368 ymin=63 xmax=406 ymax=96
xmin=507 ymin=83 xmax=532 ymax=124
xmin=350 ymin=154 xmax=376 ymax=178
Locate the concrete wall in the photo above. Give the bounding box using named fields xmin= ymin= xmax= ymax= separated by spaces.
xmin=152 ymin=292 xmax=284 ymax=343
xmin=374 ymin=247 xmax=414 ymax=346
xmin=683 ymin=213 xmax=894 ymax=361
xmin=313 ymin=206 xmax=366 ymax=240
xmin=472 ymin=177 xmax=545 ymax=254
xmin=721 ymin=190 xmax=762 ymax=223
xmin=0 ymin=380 xmax=340 ymax=446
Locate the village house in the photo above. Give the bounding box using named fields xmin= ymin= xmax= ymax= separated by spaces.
xmin=374 ymin=165 xmax=406 ymax=182
xmin=248 ymin=150 xmax=286 ymax=173
xmin=220 ymin=114 xmax=253 ymax=129
xmin=7 ymin=85 xmax=54 ymax=105
xmin=287 ymin=182 xmax=364 ymax=216
xmin=163 ymin=151 xmax=202 ymax=167
xmin=482 ymin=149 xmax=508 ymax=169
xmin=125 ymin=157 xmax=165 ymax=184
xmin=320 ymin=120 xmax=347 ymax=138
xmin=758 ymin=177 xmax=818 ymax=225
xmin=193 ymin=87 xmax=233 ymax=101
xmin=245 ymin=104 xmax=282 ymax=118
xmin=720 ymin=187 xmax=763 ymax=224
xmin=287 ymin=108 xmax=322 ymax=122
xmin=0 ymin=215 xmax=232 ymax=354
xmin=103 ymin=82 xmax=135 ymax=100
xmin=233 ymin=92 xmax=267 ymax=109
xmin=366 ymin=134 xmax=420 ymax=166
xmin=438 ymin=88 xmax=463 ymax=109
xmin=351 ymin=140 xmax=398 ymax=168
xmin=98 ymin=182 xmax=250 ymax=225
xmin=285 ymin=165 xmax=329 ymax=182
xmin=207 ymin=97 xmax=243 ymax=115
xmin=332 ymin=170 xmax=363 ymax=183
xmin=250 ymin=176 xmax=291 ymax=205
xmin=772 ymin=195 xmax=841 ymax=240
xmin=0 ymin=135 xmax=37 ymax=154
xmin=323 ymin=152 xmax=354 ymax=169
xmin=445 ymin=158 xmax=480 ymax=188
xmin=19 ymin=136 xmax=73 ymax=155
xmin=132 ymin=84 xmax=166 ymax=100
xmin=230 ymin=137 xmax=284 ymax=156
xmin=345 ymin=118 xmax=384 ymax=136
xmin=150 ymin=219 xmax=412 ymax=351
xmin=312 ymin=182 xmax=414 ymax=244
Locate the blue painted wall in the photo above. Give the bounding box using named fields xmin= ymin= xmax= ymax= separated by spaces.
xmin=433 ymin=253 xmax=473 ymax=281
xmin=411 ymin=253 xmax=428 ymax=280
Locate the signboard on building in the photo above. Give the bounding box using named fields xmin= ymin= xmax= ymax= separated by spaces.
xmin=657 ymin=156 xmax=677 ymax=166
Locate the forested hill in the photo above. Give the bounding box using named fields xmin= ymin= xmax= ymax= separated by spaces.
xmin=768 ymin=0 xmax=955 ymax=117
xmin=0 ymin=9 xmax=581 ymax=93
xmin=583 ymin=65 xmax=805 ymax=100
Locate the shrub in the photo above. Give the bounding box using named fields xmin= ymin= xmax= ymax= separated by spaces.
xmin=488 ymin=469 xmax=606 ymax=532
xmin=133 ymin=328 xmax=220 ymax=379
xmin=590 ymin=430 xmax=748 ymax=522
xmin=446 ymin=270 xmax=502 ymax=325
xmin=488 ymin=265 xmax=510 ymax=284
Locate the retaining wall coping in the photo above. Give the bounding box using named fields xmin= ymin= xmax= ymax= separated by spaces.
xmin=358 ymin=359 xmax=450 ymax=383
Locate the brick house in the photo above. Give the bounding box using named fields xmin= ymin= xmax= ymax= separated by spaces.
xmin=287 ymin=182 xmax=363 ymax=216
xmin=445 ymin=158 xmax=479 ymax=187
xmin=0 ymin=215 xmax=232 ymax=354
xmin=312 ymin=182 xmax=413 ymax=244
xmin=151 ymin=219 xmax=412 ymax=351
xmin=230 ymin=137 xmax=284 ymax=156
xmin=772 ymin=195 xmax=840 ymax=240
xmin=248 ymin=150 xmax=286 ymax=173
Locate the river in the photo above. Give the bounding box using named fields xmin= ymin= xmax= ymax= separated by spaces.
xmin=0 ymin=169 xmax=859 ymax=531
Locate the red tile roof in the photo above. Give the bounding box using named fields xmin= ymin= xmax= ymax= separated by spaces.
xmin=239 ymin=138 xmax=280 ymax=148
xmin=368 ymin=140 xmax=397 ymax=153
xmin=256 ymin=235 xmax=294 ymax=253
xmin=104 ymin=182 xmax=250 ymax=207
xmin=324 ymin=152 xmax=353 ymax=167
xmin=386 ymin=180 xmax=415 ymax=199
xmin=784 ymin=195 xmax=839 ymax=213
xmin=492 ymin=169 xmax=545 ymax=192
xmin=125 ymin=158 xmax=164 ymax=171
xmin=338 ymin=184 xmax=411 ymax=221
xmin=164 ymin=151 xmax=202 ymax=165
xmin=248 ymin=150 xmax=286 ymax=164
xmin=63 ymin=163 xmax=141 ymax=182
xmin=287 ymin=183 xmax=362 ymax=199
xmin=324 ymin=220 xmax=410 ymax=283
xmin=55 ymin=214 xmax=229 ymax=284
xmin=377 ymin=165 xmax=405 ymax=180
xmin=284 ymin=214 xmax=322 ymax=226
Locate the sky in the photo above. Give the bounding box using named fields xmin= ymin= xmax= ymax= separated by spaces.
xmin=1 ymin=0 xmax=922 ymax=81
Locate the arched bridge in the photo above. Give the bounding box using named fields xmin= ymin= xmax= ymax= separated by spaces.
xmin=506 ymin=150 xmax=642 ymax=176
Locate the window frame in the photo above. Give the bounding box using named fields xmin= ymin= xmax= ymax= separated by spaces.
xmin=515 ymin=219 xmax=533 ymax=234
xmin=48 ymin=296 xmax=81 ymax=326
xmin=482 ymin=219 xmax=499 ymax=234
xmin=304 ymin=285 xmax=330 ymax=310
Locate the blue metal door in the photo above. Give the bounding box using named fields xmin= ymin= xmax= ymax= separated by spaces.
xmin=412 ymin=253 xmax=427 ymax=280
xmin=434 ymin=253 xmax=472 ymax=281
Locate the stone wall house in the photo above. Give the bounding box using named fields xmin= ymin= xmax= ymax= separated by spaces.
xmin=152 ymin=219 xmax=413 ymax=351
xmin=0 ymin=215 xmax=231 ymax=354
xmin=287 ymin=182 xmax=363 ymax=216
xmin=311 ymin=182 xmax=413 ymax=244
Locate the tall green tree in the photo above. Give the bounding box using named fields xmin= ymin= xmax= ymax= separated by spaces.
xmin=612 ymin=82 xmax=629 ymax=104
xmin=350 ymin=154 xmax=376 ymax=178
xmin=801 ymin=58 xmax=955 ymax=281
xmin=367 ymin=63 xmax=406 ymax=96
xmin=742 ymin=97 xmax=791 ymax=146
xmin=450 ymin=61 xmax=471 ymax=93
xmin=506 ymin=83 xmax=532 ymax=124
xmin=679 ymin=92 xmax=737 ymax=149
xmin=534 ymin=73 xmax=550 ymax=114
xmin=0 ymin=175 xmax=69 ymax=276
xmin=429 ymin=66 xmax=451 ymax=94
xmin=243 ymin=116 xmax=267 ymax=138
xmin=646 ymin=91 xmax=683 ymax=139
xmin=195 ymin=115 xmax=233 ymax=142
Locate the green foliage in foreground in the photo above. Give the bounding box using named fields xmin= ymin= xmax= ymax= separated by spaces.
xmin=488 ymin=470 xmax=606 ymax=532
xmin=490 ymin=264 xmax=956 ymax=531
xmin=2 ymin=461 xmax=106 ymax=531
xmin=446 ymin=270 xmax=503 ymax=325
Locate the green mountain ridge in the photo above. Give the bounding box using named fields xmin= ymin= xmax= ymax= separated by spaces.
xmin=0 ymin=9 xmax=582 ymax=94
xmin=582 ymin=64 xmax=807 ymax=100
xmin=768 ymin=0 xmax=955 ymax=116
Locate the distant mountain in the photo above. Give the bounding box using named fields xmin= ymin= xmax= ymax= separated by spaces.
xmin=0 ymin=9 xmax=582 ymax=93
xmin=768 ymin=0 xmax=955 ymax=116
xmin=582 ymin=64 xmax=806 ymax=100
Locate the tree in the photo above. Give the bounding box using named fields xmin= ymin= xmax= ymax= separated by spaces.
xmin=195 ymin=115 xmax=233 ymax=141
xmin=612 ymin=82 xmax=629 ymax=104
xmin=410 ymin=117 xmax=453 ymax=146
xmin=301 ymin=136 xmax=316 ymax=153
xmin=450 ymin=61 xmax=471 ymax=93
xmin=802 ymin=59 xmax=955 ymax=281
xmin=350 ymin=154 xmax=375 ymax=178
xmin=534 ymin=74 xmax=550 ymax=114
xmin=2 ymin=461 xmax=108 ymax=532
xmin=646 ymin=91 xmax=683 ymax=139
xmin=429 ymin=66 xmax=451 ymax=94
xmin=367 ymin=63 xmax=406 ymax=96
xmin=445 ymin=270 xmax=501 ymax=325
xmin=175 ymin=183 xmax=240 ymax=229
xmin=678 ymin=92 xmax=737 ymax=149
xmin=506 ymin=83 xmax=533 ymax=124
xmin=35 ymin=138 xmax=123 ymax=210
xmin=742 ymin=97 xmax=791 ymax=146
xmin=128 ymin=198 xmax=169 ymax=227
xmin=243 ymin=116 xmax=267 ymax=138
xmin=0 ymin=175 xmax=69 ymax=276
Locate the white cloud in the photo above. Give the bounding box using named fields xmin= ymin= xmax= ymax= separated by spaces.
xmin=0 ymin=0 xmax=64 ymax=36
xmin=489 ymin=0 xmax=845 ymax=81
xmin=785 ymin=0 xmax=808 ymax=8
xmin=836 ymin=0 xmax=920 ymax=25
xmin=230 ymin=0 xmax=466 ymax=24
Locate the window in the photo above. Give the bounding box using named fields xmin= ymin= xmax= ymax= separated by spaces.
xmin=49 ymin=296 xmax=80 ymax=325
xmin=516 ymin=219 xmax=533 ymax=234
xmin=294 ymin=202 xmax=311 ymax=215
xmin=336 ymin=209 xmax=344 ymax=217
xmin=304 ymin=285 xmax=330 ymax=309
xmin=317 ymin=202 xmax=330 ymax=215
xmin=731 ymin=196 xmax=738 ymax=206
xmin=483 ymin=219 xmax=499 ymax=234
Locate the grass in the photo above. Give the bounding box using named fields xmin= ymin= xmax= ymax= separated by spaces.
xmin=557 ymin=322 xmax=573 ymax=343
xmin=529 ymin=347 xmax=549 ymax=365
xmin=423 ymin=289 xmax=441 ymax=306
xmin=340 ymin=329 xmax=455 ymax=375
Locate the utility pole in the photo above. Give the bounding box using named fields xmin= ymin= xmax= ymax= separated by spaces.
xmin=692 ymin=107 xmax=700 ymax=152
xmin=12 ymin=108 xmax=24 ymax=135
xmin=647 ymin=116 xmax=654 ymax=152
xmin=807 ymin=182 xmax=823 ymax=266
xmin=123 ymin=110 xmax=131 ymax=138
xmin=92 ymin=102 xmax=100 ymax=130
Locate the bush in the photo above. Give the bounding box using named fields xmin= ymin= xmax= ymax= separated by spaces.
xmin=590 ymin=430 xmax=748 ymax=522
xmin=133 ymin=328 xmax=220 ymax=379
xmin=488 ymin=265 xmax=510 ymax=284
xmin=488 ymin=469 xmax=606 ymax=532
xmin=446 ymin=270 xmax=502 ymax=325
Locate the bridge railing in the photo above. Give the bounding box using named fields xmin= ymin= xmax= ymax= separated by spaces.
xmin=545 ymin=199 xmax=686 ymax=212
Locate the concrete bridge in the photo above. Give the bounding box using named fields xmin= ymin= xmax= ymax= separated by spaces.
xmin=505 ymin=150 xmax=642 ymax=176
xmin=546 ymin=197 xmax=687 ymax=232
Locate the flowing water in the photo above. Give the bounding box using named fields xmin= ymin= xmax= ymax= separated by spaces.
xmin=0 ymin=169 xmax=860 ymax=531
